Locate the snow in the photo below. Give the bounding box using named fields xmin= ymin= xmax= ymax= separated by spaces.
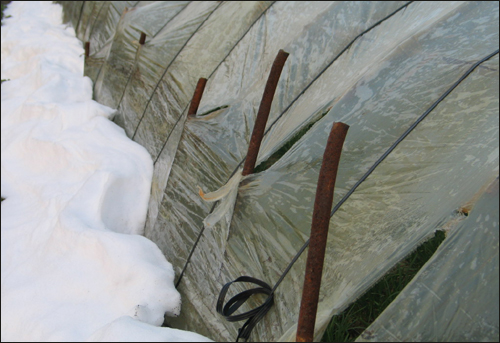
xmin=1 ymin=2 xmax=212 ymax=341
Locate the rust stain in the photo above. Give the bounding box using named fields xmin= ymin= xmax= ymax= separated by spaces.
xmin=139 ymin=32 xmax=146 ymax=45
xmin=84 ymin=41 xmax=90 ymax=58
xmin=188 ymin=78 xmax=207 ymax=117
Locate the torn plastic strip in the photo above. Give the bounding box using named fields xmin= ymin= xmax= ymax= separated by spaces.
xmin=199 ymin=169 xmax=243 ymax=229
xmin=198 ymin=170 xmax=243 ymax=202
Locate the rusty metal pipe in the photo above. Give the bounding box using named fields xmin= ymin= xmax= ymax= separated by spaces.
xmin=84 ymin=42 xmax=90 ymax=58
xmin=139 ymin=32 xmax=146 ymax=45
xmin=188 ymin=78 xmax=207 ymax=117
xmin=242 ymin=49 xmax=289 ymax=176
xmin=296 ymin=122 xmax=349 ymax=342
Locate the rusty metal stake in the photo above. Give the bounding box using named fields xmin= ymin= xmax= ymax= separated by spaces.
xmin=84 ymin=41 xmax=90 ymax=58
xmin=296 ymin=122 xmax=349 ymax=342
xmin=242 ymin=49 xmax=289 ymax=176
xmin=139 ymin=32 xmax=146 ymax=45
xmin=188 ymin=78 xmax=207 ymax=117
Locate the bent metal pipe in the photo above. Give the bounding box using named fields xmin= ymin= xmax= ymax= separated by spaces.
xmin=296 ymin=121 xmax=349 ymax=342
xmin=242 ymin=49 xmax=289 ymax=176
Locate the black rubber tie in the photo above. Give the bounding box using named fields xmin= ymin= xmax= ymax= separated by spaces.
xmin=216 ymin=276 xmax=274 ymax=342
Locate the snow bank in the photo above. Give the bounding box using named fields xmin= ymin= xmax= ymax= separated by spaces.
xmin=1 ymin=2 xmax=211 ymax=341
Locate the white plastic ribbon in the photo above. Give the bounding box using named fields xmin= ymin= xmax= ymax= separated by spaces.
xmin=198 ymin=169 xmax=244 ymax=229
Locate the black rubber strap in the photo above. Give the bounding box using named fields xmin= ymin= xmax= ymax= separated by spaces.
xmin=216 ymin=276 xmax=274 ymax=342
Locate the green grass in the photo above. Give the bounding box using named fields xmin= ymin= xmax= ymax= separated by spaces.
xmin=321 ymin=230 xmax=446 ymax=342
xmin=1 ymin=1 xmax=11 ymax=24
xmin=1 ymin=3 xmax=6 ymax=21
xmin=197 ymin=105 xmax=229 ymax=117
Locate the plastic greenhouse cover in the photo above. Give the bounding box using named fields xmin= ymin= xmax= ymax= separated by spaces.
xmin=93 ymin=1 xmax=192 ymax=110
xmin=356 ymin=178 xmax=499 ymax=342
xmin=148 ymin=0 xmax=406 ymax=282
xmin=58 ymin=1 xmax=499 ymax=342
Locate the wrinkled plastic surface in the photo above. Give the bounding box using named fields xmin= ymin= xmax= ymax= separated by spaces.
xmin=356 ymin=178 xmax=499 ymax=342
xmin=58 ymin=1 xmax=499 ymax=342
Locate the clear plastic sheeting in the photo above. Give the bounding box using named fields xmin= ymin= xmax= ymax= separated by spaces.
xmin=115 ymin=1 xmax=220 ymax=137
xmin=93 ymin=1 xmax=191 ymax=110
xmin=259 ymin=1 xmax=498 ymax=164
xmin=357 ymin=178 xmax=499 ymax=342
xmin=199 ymin=169 xmax=243 ymax=232
xmin=68 ymin=1 xmax=139 ymax=81
xmin=57 ymin=1 xmax=499 ymax=342
xmin=193 ymin=53 xmax=499 ymax=341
